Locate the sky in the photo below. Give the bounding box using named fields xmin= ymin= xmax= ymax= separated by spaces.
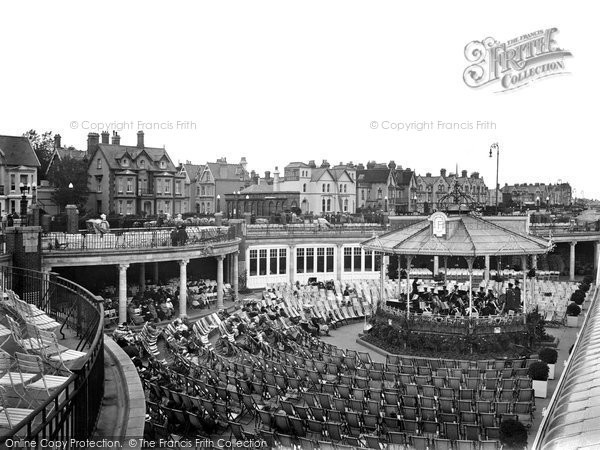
xmin=0 ymin=1 xmax=597 ymax=198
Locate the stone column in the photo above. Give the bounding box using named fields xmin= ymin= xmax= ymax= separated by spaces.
xmin=289 ymin=245 xmax=296 ymax=285
xmin=118 ymin=264 xmax=129 ymax=324
xmin=217 ymin=255 xmax=224 ymax=310
xmin=484 ymin=255 xmax=490 ymax=282
xmin=433 ymin=256 xmax=439 ymax=277
xmin=336 ymin=244 xmax=344 ymax=283
xmin=532 ymin=255 xmax=538 ymax=269
xmin=569 ymin=241 xmax=577 ymax=281
xmin=406 ymin=256 xmax=413 ymax=314
xmin=179 ymin=259 xmax=189 ymax=318
xmin=233 ymin=251 xmax=239 ymax=300
xmin=153 ymin=262 xmax=159 ymax=284
xmin=398 ymin=255 xmax=402 ymax=300
xmin=139 ymin=263 xmax=146 ymax=292
xmin=465 ymin=257 xmax=474 ymax=315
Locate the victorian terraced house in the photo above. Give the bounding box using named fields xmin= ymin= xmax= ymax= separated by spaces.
xmin=0 ymin=135 xmax=40 ymax=216
xmin=86 ymin=131 xmax=188 ymax=217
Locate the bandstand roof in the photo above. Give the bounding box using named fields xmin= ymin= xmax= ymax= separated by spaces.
xmin=362 ymin=213 xmax=551 ymax=257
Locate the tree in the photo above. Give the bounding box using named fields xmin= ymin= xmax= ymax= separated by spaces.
xmin=47 ymin=155 xmax=89 ymax=213
xmin=23 ymin=130 xmax=55 ymax=179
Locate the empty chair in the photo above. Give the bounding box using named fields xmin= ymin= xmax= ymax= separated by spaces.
xmin=14 ymin=353 xmax=70 ymax=405
xmin=0 ymin=386 xmax=35 ymax=434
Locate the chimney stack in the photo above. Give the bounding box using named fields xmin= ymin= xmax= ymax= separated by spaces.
xmin=54 ymin=134 xmax=62 ymax=150
xmin=440 ymin=168 xmax=446 ymax=177
xmin=320 ymin=159 xmax=330 ymax=168
xmin=308 ymin=160 xmax=316 ymax=168
xmin=111 ymin=131 xmax=120 ymax=145
xmin=137 ymin=130 xmax=144 ymax=148
xmin=273 ymin=167 xmax=280 ymax=192
xmin=240 ymin=157 xmax=248 ymax=171
xmin=87 ymin=132 xmax=99 ymax=156
xmin=265 ymin=170 xmax=271 ymax=181
xmin=388 ymin=160 xmax=396 ymax=170
xmin=461 ymin=170 xmax=468 ymax=178
xmin=101 ymin=131 xmax=109 ymax=144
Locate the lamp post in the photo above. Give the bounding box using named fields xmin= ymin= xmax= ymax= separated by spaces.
xmin=384 ymin=196 xmax=388 ymax=213
xmin=216 ymin=194 xmax=221 ymax=214
xmin=245 ymin=194 xmax=250 ymax=214
xmin=536 ymin=196 xmax=540 ymax=212
xmin=19 ymin=183 xmax=30 ymax=221
xmin=489 ymin=143 xmax=499 ymax=214
xmin=546 ymin=196 xmax=550 ymax=212
xmin=413 ymin=194 xmax=418 ymax=214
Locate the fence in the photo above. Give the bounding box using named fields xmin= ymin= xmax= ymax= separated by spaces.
xmin=246 ymin=223 xmax=387 ymax=238
xmin=0 ymin=266 xmax=104 ymax=443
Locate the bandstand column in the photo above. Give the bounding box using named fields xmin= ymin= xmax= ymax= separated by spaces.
xmin=379 ymin=254 xmax=388 ymax=305
xmin=118 ymin=263 xmax=129 ymax=324
xmin=233 ymin=251 xmax=239 ymax=301
xmin=139 ymin=263 xmax=146 ymax=292
xmin=569 ymin=241 xmax=577 ymax=281
xmin=532 ymin=255 xmax=538 ymax=269
xmin=465 ymin=257 xmax=474 ymax=315
xmin=521 ymin=255 xmax=527 ymax=322
xmin=484 ymin=255 xmax=490 ymax=282
xmin=433 ymin=256 xmax=439 ymax=278
xmin=216 ymin=255 xmax=224 ymax=310
xmin=397 ymin=255 xmax=402 ymax=300
xmin=443 ymin=256 xmax=448 ymax=284
xmin=336 ymin=244 xmax=343 ymax=283
xmin=179 ymin=259 xmax=189 ymax=318
xmin=406 ymin=255 xmax=413 ymax=315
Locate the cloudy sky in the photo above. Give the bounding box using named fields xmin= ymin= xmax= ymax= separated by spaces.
xmin=1 ymin=1 xmax=596 ymax=198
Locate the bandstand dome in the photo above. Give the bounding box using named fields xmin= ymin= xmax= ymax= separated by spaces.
xmin=362 ymin=212 xmax=551 ymax=257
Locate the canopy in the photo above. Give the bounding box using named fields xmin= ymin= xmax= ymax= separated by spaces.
xmin=362 ymin=212 xmax=551 ymax=257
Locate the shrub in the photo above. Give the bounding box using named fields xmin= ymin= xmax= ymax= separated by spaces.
xmin=539 ymin=347 xmax=558 ymax=364
xmin=528 ymin=361 xmax=549 ymax=381
xmin=579 ymin=282 xmax=590 ymax=293
xmin=571 ymin=290 xmax=586 ymax=305
xmin=583 ymin=275 xmax=594 ymax=285
xmin=499 ymin=419 xmax=528 ymax=449
xmin=566 ymin=302 xmax=581 ymax=317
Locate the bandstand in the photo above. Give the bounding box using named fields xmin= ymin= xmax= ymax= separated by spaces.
xmin=361 ymin=211 xmax=552 ymax=338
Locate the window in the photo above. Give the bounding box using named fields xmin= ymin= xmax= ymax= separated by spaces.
xmin=126 ymin=177 xmax=133 ymax=193
xmin=259 ymin=249 xmax=267 ymax=275
xmin=374 ymin=252 xmax=382 ymax=271
xmin=297 ymin=248 xmax=305 ymax=273
xmin=306 ymin=248 xmax=314 ymax=272
xmin=339 ymin=183 xmax=342 ymax=192
xmin=326 ymin=199 xmax=331 ymax=211
xmin=344 ymin=248 xmax=352 ymax=272
xmin=165 ymin=180 xmax=171 ymax=194
xmin=139 ymin=159 xmax=145 ymax=168
xmin=353 ymin=247 xmax=361 ymax=272
xmin=365 ymin=251 xmax=373 ymax=271
xmin=156 ymin=179 xmax=162 ymax=194
xmin=326 ymin=248 xmax=334 ymax=272
xmin=322 ymin=198 xmax=326 ymax=212
xmin=250 ymin=249 xmax=258 ymax=276
xmin=160 ymin=160 xmax=166 ymax=169
xmin=126 ymin=200 xmax=133 ymax=215
xmin=175 ymin=181 xmax=181 ymax=195
xmin=270 ymin=249 xmax=278 ymax=275
xmin=377 ymin=188 xmax=382 ymax=199
xmin=279 ymin=249 xmax=286 ymax=275
xmin=361 ymin=190 xmax=365 ymax=201
xmin=201 ymin=185 xmax=206 ymax=196
xmin=344 ymin=184 xmax=347 ymax=193
xmin=196 ymin=186 xmax=200 ymax=196
xmin=206 ymin=202 xmax=211 ymax=213
xmin=20 ymin=174 xmax=28 ymax=187
xmin=317 ymin=248 xmax=325 ymax=272
xmin=343 ymin=199 xmax=348 ymax=212
xmin=322 ymin=184 xmax=326 ymax=193
xmin=10 ymin=175 xmax=15 ymax=192
xmin=96 ymin=179 xmax=102 ymax=193
xmin=97 ymin=159 xmax=102 ymax=169
xmin=303 ymin=184 xmax=307 ymax=193
xmin=165 ymin=200 xmax=171 ymax=213
xmin=327 ymin=184 xmax=330 ymax=193
xmin=122 ymin=158 xmax=129 ymax=167
xmin=118 ymin=200 xmax=123 ymax=214
xmin=117 ymin=179 xmax=124 ymax=194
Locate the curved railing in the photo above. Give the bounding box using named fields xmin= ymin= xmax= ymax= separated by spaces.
xmin=41 ymin=225 xmax=236 ymax=252
xmin=0 ymin=266 xmax=104 ymax=443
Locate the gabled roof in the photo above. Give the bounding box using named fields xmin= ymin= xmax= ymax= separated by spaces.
xmin=182 ymin=163 xmax=202 ymax=182
xmin=0 ymin=135 xmax=41 ymax=167
xmin=57 ymin=148 xmax=87 ymax=161
xmin=329 ymin=168 xmax=354 ymax=182
xmin=395 ymin=170 xmax=414 ymax=186
xmin=206 ymin=162 xmax=250 ymax=181
xmin=362 ymin=214 xmax=551 ymax=256
xmin=357 ymin=168 xmax=391 ymax=184
xmin=286 ymin=162 xmax=311 ymax=168
xmin=94 ymin=144 xmax=176 ymax=172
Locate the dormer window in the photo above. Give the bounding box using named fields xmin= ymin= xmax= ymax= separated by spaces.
xmin=160 ymin=160 xmax=166 ymax=169
xmin=122 ymin=158 xmax=129 ymax=167
xmin=138 ymin=159 xmax=145 ymax=168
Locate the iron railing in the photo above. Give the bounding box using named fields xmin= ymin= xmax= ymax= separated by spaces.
xmin=0 ymin=266 xmax=104 ymax=443
xmin=42 ymin=226 xmax=237 ymax=252
xmin=246 ymin=223 xmax=387 ymax=237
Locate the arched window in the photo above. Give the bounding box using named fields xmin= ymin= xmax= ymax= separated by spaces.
xmin=322 ymin=184 xmax=326 ymax=193
xmin=343 ymin=184 xmax=347 ymax=193
xmin=322 ymin=198 xmax=326 ymax=212
xmin=327 ymin=184 xmax=330 ymax=193
xmin=201 ymin=202 xmax=206 ymax=214
xmin=343 ymin=199 xmax=348 ymax=212
xmin=303 ymin=184 xmax=307 ymax=192
xmin=377 ymin=188 xmax=382 ymax=199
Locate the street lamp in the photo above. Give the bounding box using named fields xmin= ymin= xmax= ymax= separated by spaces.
xmin=546 ymin=196 xmax=550 ymax=212
xmin=245 ymin=194 xmax=250 ymax=213
xmin=19 ymin=183 xmax=30 ymax=220
xmin=413 ymin=194 xmax=418 ymax=214
xmin=384 ymin=196 xmax=388 ymax=213
xmin=216 ymin=194 xmax=221 ymax=213
xmin=536 ymin=196 xmax=540 ymax=212
xmin=489 ymin=142 xmax=499 ymax=215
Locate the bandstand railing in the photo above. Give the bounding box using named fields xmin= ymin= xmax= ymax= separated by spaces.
xmin=378 ymin=305 xmax=526 ymax=335
xmin=0 ymin=266 xmax=104 ymax=443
